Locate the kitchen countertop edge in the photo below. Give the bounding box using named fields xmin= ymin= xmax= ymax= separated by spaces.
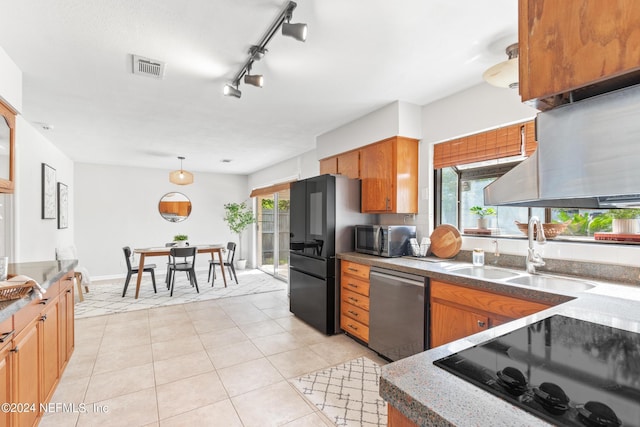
xmin=0 ymin=259 xmax=78 ymax=323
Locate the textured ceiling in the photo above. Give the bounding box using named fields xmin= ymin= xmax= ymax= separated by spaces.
xmin=0 ymin=0 xmax=518 ymax=175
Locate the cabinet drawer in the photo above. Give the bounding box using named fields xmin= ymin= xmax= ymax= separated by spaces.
xmin=341 ymin=314 xmax=369 ymax=342
xmin=431 ymin=280 xmax=550 ymax=319
xmin=341 ymin=288 xmax=370 ymax=311
xmin=341 ymin=301 xmax=370 ymax=325
xmin=341 ymin=261 xmax=370 ymax=280
xmin=14 ymin=295 xmax=57 ymax=333
xmin=340 ymin=274 xmax=370 ymax=296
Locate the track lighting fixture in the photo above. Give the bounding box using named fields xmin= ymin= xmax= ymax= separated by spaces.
xmin=223 ymin=1 xmax=306 ymax=98
xmin=244 ymin=73 xmax=264 ymax=88
xmin=223 ymin=83 xmax=241 ymax=98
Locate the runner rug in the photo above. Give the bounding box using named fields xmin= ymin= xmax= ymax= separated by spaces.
xmin=290 ymin=356 xmax=387 ymax=427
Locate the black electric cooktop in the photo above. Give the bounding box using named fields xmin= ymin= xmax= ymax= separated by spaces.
xmin=434 ymin=315 xmax=640 ymax=426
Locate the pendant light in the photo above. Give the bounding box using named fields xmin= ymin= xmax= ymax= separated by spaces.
xmin=169 ymin=156 xmax=194 ymax=185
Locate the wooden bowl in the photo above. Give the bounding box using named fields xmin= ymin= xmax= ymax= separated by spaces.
xmin=515 ymin=221 xmax=568 ymax=239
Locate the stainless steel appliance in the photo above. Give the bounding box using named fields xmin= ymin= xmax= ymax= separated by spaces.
xmin=434 ymin=315 xmax=640 ymax=426
xmin=289 ymin=174 xmax=371 ymax=335
xmin=369 ymin=267 xmax=427 ymax=361
xmin=485 ymin=83 xmax=640 ymax=208
xmin=354 ymin=225 xmax=416 ymax=257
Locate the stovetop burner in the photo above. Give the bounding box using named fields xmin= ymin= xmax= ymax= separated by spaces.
xmin=434 ymin=315 xmax=640 ymax=426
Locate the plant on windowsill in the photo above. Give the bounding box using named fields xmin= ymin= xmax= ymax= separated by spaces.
xmin=173 ymin=234 xmax=188 ymax=247
xmin=470 ymin=206 xmax=496 ymax=229
xmin=609 ymin=208 xmax=640 ymax=234
xmin=223 ymin=202 xmax=257 ymax=270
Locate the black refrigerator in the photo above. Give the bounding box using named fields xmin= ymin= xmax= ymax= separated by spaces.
xmin=289 ymin=174 xmax=371 ymax=335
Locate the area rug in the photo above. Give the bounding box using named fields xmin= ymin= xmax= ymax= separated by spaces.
xmin=74 ymin=269 xmax=287 ymax=319
xmin=291 ymin=357 xmax=387 ymax=427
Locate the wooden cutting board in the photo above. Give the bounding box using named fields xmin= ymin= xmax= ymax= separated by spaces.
xmin=430 ymin=224 xmax=462 ymax=258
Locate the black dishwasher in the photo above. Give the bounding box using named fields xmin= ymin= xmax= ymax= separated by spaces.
xmin=368 ymin=267 xmax=428 ymax=361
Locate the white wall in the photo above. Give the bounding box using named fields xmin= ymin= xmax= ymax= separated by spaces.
xmin=14 ymin=116 xmax=75 ymax=262
xmin=316 ymin=101 xmax=422 ymax=160
xmin=0 ymin=46 xmax=22 ymax=113
xmin=74 ymin=163 xmax=249 ymax=278
xmin=247 ymin=149 xmax=319 ymax=192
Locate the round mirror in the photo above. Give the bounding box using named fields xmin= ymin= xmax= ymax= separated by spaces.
xmin=158 ymin=192 xmax=192 ymax=222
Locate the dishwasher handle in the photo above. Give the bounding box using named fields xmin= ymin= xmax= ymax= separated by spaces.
xmin=370 ymin=268 xmax=425 ymax=287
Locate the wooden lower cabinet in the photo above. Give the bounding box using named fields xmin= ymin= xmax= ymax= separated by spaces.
xmin=12 ymin=319 xmax=40 ymax=427
xmin=430 ymin=280 xmax=551 ymax=347
xmin=340 ymin=261 xmax=371 ymax=343
xmin=388 ymin=404 xmax=418 ymax=427
xmin=1 ymin=270 xmax=75 ymax=426
xmin=431 ymin=301 xmax=489 ymax=348
xmin=0 ymin=325 xmax=13 ymax=427
xmin=40 ymin=298 xmax=60 ymax=405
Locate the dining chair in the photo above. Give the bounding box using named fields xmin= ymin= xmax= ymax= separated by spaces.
xmin=122 ymin=246 xmax=157 ymax=297
xmin=167 ymin=246 xmax=198 ymax=296
xmin=208 ymin=241 xmax=238 ymax=285
xmin=164 ymin=242 xmax=177 ymax=288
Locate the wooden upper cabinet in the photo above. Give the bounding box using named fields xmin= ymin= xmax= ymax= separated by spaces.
xmin=319 ymin=157 xmax=338 ymax=175
xmin=0 ymin=101 xmax=16 ymax=193
xmin=519 ymin=0 xmax=640 ymax=109
xmin=337 ymin=150 xmax=360 ymax=179
xmin=319 ymin=150 xmax=360 ymax=179
xmin=360 ymin=136 xmax=418 ymax=214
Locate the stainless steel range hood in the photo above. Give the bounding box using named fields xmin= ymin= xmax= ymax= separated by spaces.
xmin=484 ymin=83 xmax=640 ymax=208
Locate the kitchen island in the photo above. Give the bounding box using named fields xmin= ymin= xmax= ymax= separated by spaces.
xmin=337 ymin=252 xmax=640 ymax=426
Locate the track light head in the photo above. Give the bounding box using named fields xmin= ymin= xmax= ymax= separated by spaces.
xmin=244 ymin=74 xmax=264 ymax=88
xmin=223 ymin=84 xmax=241 ymax=98
xmin=282 ymin=22 xmax=307 ymax=42
xmin=249 ymin=45 xmax=267 ymax=60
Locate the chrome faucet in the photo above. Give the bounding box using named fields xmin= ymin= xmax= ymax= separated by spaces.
xmin=526 ymin=216 xmax=546 ymax=274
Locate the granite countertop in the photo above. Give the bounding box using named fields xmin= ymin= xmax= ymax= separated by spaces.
xmin=337 ymin=252 xmax=640 ymax=427
xmin=0 ymin=259 xmax=78 ymax=323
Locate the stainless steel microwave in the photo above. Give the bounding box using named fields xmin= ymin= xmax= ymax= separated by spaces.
xmin=354 ymin=225 xmax=416 ymax=257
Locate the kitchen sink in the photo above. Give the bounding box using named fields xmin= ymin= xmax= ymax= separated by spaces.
xmin=505 ymin=275 xmax=595 ymax=292
xmin=448 ymin=266 xmax=521 ymax=281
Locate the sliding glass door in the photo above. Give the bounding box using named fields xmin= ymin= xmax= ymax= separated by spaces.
xmin=256 ymin=189 xmax=289 ymax=281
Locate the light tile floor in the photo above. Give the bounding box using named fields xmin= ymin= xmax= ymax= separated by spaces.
xmin=42 ymin=287 xmax=387 ymax=426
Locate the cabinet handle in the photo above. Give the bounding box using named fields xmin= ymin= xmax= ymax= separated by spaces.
xmin=477 ymin=320 xmax=486 ymax=328
xmin=10 ymin=346 xmax=18 ymax=353
xmin=40 ymin=315 xmax=47 ymax=322
xmin=0 ymin=329 xmax=15 ymax=343
xmin=348 ymin=324 xmax=358 ymax=331
xmin=66 ymin=289 xmax=72 ymax=294
xmin=348 ymin=310 xmax=359 ymax=317
xmin=347 ymin=267 xmax=359 ymax=272
xmin=347 ymin=283 xmax=358 ymax=288
xmin=348 ymin=297 xmax=358 ymax=303
xmin=39 ymin=298 xmax=50 ymax=305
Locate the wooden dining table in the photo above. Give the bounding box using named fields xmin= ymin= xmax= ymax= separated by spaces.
xmin=133 ymin=244 xmax=227 ymax=299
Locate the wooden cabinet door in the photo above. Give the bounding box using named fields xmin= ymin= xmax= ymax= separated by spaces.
xmin=319 ymin=157 xmax=337 ymax=175
xmin=361 ymin=139 xmax=393 ymax=212
xmin=519 ymin=0 xmax=640 ymax=107
xmin=12 ymin=320 xmax=40 ymax=427
xmin=0 ymin=341 xmax=12 ymax=427
xmin=40 ymin=299 xmax=60 ymax=404
xmin=59 ymin=282 xmax=74 ymax=371
xmin=337 ymin=150 xmax=360 ymax=179
xmin=431 ymin=301 xmax=489 ymax=348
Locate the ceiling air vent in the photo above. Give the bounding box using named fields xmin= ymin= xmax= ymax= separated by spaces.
xmin=132 ymin=55 xmax=165 ymax=79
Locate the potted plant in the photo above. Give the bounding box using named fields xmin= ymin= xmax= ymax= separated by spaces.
xmin=470 ymin=206 xmax=496 ymax=229
xmin=173 ymin=234 xmax=188 ymax=247
xmin=609 ymin=208 xmax=640 ymax=234
xmin=223 ymin=202 xmax=257 ymax=269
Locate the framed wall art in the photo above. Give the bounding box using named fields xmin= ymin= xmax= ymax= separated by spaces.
xmin=57 ymin=182 xmax=68 ymax=229
xmin=41 ymin=163 xmax=56 ymax=219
